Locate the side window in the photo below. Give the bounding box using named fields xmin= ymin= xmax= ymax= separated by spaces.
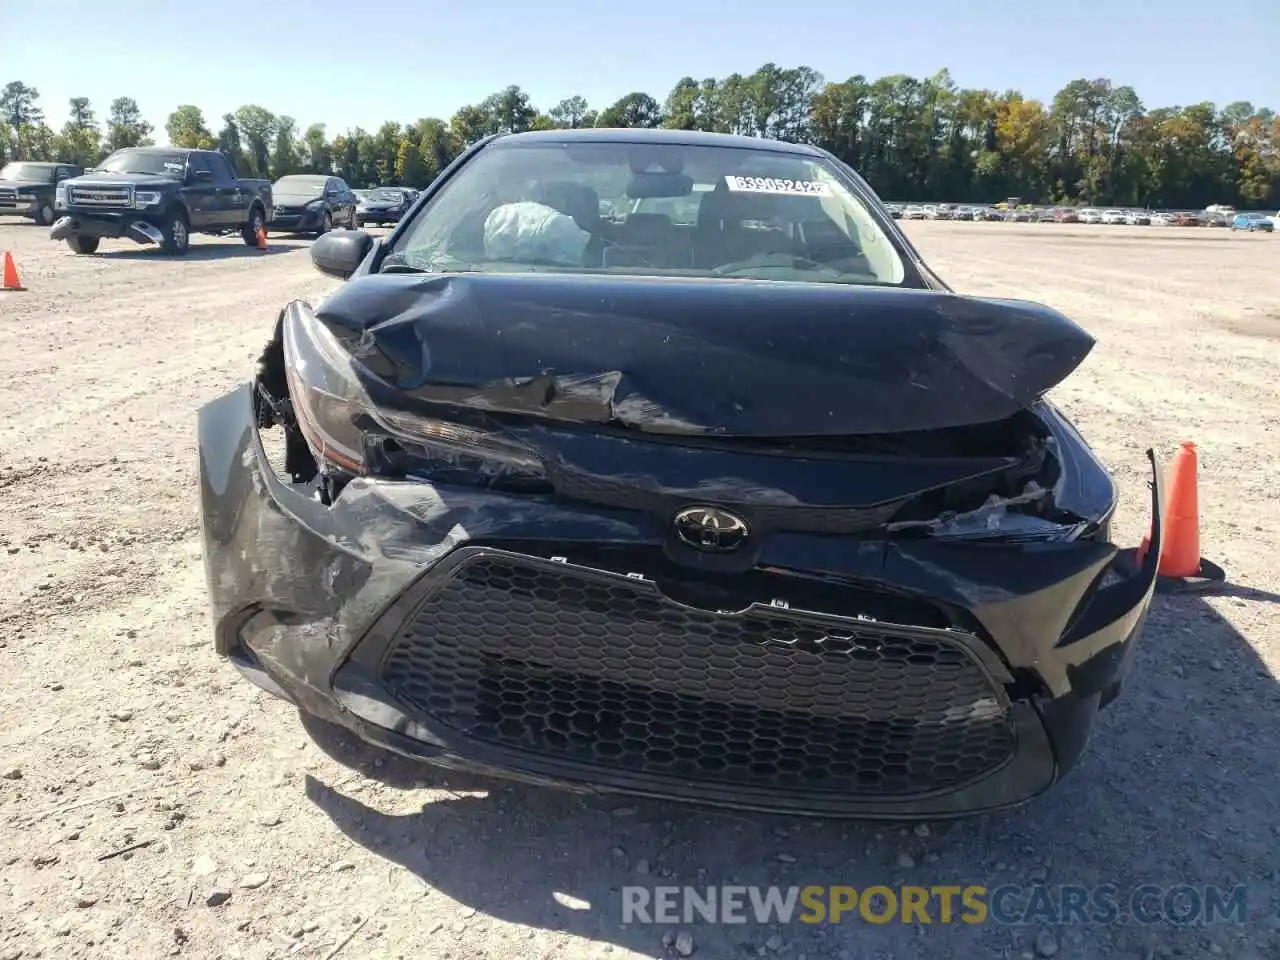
xmin=189 ymin=152 xmax=213 ymax=180
xmin=55 ymin=166 xmax=71 ymax=181
xmin=207 ymin=154 xmax=235 ymax=184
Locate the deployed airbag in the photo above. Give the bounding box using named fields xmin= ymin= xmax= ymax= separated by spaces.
xmin=483 ymin=201 xmax=590 ymax=266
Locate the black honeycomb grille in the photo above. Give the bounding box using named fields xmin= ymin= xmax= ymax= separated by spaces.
xmin=380 ymin=553 xmax=1015 ymax=797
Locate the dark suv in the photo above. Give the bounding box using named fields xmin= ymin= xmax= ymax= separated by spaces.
xmin=0 ymin=161 xmax=84 ymax=226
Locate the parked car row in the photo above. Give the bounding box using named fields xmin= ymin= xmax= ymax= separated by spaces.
xmin=891 ymin=203 xmax=1006 ymax=222
xmin=5 ymin=151 xmax=1271 ymax=255
xmin=0 ymin=149 xmax=428 ymax=254
xmin=884 ymin=200 xmax=1277 ymax=231
xmin=270 ymin=178 xmax=421 ymax=235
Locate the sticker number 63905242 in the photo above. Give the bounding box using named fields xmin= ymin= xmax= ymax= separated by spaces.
xmin=724 ymin=176 xmax=832 ymax=196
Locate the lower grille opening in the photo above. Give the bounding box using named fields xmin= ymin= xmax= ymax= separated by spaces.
xmin=380 ymin=552 xmax=1016 ymax=798
xmin=478 ymin=541 xmax=959 ymax=628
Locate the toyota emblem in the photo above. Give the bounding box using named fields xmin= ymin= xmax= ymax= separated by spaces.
xmin=672 ymin=505 xmax=750 ymax=553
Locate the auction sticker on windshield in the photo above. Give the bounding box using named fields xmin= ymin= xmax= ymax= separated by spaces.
xmin=725 ymin=176 xmax=832 ymax=196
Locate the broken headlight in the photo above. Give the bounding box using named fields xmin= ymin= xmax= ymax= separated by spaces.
xmin=280 ymin=302 xmax=546 ymax=485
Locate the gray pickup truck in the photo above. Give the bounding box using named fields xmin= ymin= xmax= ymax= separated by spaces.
xmin=51 ymin=147 xmax=272 ymax=255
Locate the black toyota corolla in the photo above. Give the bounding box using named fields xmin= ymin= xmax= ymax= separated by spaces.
xmin=198 ymin=128 xmax=1163 ymax=819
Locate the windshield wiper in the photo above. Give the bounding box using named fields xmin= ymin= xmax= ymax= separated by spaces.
xmin=380 ymin=264 xmax=484 ymax=276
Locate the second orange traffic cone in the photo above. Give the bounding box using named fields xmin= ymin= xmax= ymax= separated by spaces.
xmin=1137 ymin=441 xmax=1226 ymax=593
xmin=256 ymin=225 xmax=268 ymax=250
xmin=1 ymin=250 xmax=25 ymax=291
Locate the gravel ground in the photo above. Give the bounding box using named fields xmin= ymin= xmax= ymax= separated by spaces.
xmin=0 ymin=220 xmax=1277 ymax=960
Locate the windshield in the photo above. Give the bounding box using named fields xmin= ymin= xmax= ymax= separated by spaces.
xmin=383 ymin=140 xmax=906 ymax=286
xmin=0 ymin=162 xmax=56 ymax=183
xmin=373 ymin=188 xmax=405 ymax=201
xmin=275 ymin=175 xmax=327 ymax=196
xmin=96 ymin=149 xmax=188 ymax=177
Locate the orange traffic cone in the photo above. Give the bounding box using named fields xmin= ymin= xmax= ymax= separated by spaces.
xmin=1137 ymin=442 xmax=1226 ymax=593
xmin=1 ymin=250 xmax=25 ymax=291
xmin=256 ymin=225 xmax=268 ymax=250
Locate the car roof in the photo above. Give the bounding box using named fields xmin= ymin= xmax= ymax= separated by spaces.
xmin=492 ymin=127 xmax=825 ymax=157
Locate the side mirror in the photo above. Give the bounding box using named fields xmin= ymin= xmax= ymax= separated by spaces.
xmin=311 ymin=229 xmax=373 ymax=280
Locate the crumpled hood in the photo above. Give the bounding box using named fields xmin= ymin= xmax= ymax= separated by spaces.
xmin=313 ymin=272 xmax=1095 ymax=437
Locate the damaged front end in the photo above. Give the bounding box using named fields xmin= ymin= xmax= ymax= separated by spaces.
xmin=200 ymin=274 xmax=1162 ymax=818
xmin=49 ymin=215 xmax=163 ymax=245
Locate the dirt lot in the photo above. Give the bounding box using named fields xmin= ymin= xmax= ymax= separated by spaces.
xmin=1 ymin=220 xmax=1277 ymax=960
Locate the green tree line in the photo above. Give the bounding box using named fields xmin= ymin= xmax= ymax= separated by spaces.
xmin=2 ymin=67 xmax=1277 ymax=210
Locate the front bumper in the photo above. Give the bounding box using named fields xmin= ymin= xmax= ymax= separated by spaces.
xmin=357 ymin=208 xmax=402 ymax=223
xmin=270 ymin=209 xmax=325 ymax=232
xmin=199 ymin=384 xmax=1163 ymax=819
xmin=50 ymin=211 xmax=163 ymax=244
xmin=0 ymin=198 xmax=39 ymax=216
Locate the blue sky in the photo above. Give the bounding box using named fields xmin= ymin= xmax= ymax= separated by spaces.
xmin=2 ymin=0 xmax=1276 ymax=141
